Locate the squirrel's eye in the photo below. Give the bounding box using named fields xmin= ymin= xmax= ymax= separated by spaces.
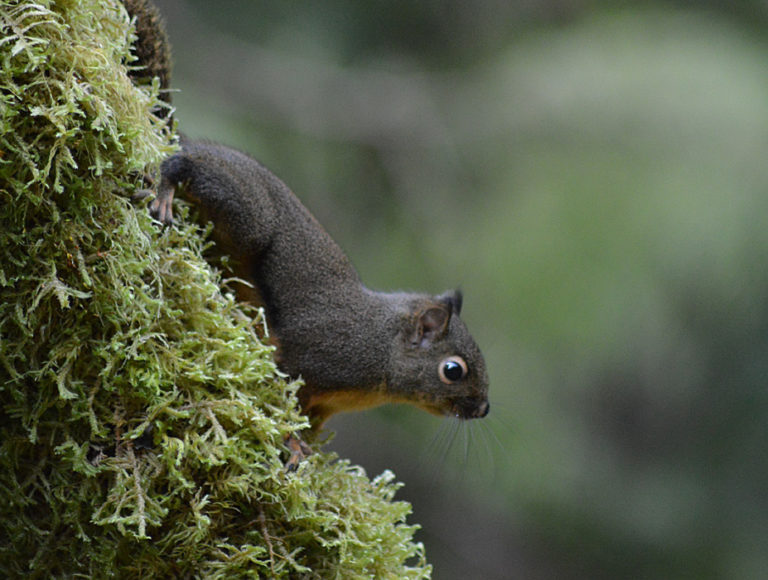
xmin=438 ymin=356 xmax=468 ymax=384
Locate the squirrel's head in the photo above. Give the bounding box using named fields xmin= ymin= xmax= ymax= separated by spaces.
xmin=388 ymin=290 xmax=490 ymax=420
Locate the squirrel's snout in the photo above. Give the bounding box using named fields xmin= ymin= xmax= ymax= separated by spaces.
xmin=454 ymin=398 xmax=489 ymax=420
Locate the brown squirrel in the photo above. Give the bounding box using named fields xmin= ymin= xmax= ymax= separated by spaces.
xmin=125 ymin=0 xmax=489 ymax=438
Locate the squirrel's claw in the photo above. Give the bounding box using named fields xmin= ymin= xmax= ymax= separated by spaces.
xmin=284 ymin=433 xmax=312 ymax=472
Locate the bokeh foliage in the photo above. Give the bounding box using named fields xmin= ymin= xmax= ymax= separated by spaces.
xmin=0 ymin=1 xmax=429 ymax=577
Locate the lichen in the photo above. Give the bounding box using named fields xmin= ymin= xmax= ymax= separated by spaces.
xmin=0 ymin=1 xmax=430 ymax=577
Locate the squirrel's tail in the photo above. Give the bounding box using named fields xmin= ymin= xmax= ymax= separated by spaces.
xmin=123 ymin=0 xmax=173 ymax=117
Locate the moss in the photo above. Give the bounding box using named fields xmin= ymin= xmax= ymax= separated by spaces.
xmin=0 ymin=0 xmax=431 ymax=577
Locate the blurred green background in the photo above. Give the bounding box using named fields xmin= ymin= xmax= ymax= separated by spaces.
xmin=152 ymin=1 xmax=768 ymax=577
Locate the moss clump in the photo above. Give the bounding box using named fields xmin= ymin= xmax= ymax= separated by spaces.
xmin=0 ymin=1 xmax=430 ymax=577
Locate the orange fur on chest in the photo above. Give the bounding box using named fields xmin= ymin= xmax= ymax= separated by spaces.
xmin=301 ymin=384 xmax=445 ymax=428
xmin=303 ymin=387 xmax=391 ymax=418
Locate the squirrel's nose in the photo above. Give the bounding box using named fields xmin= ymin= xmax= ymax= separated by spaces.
xmin=454 ymin=398 xmax=490 ymax=420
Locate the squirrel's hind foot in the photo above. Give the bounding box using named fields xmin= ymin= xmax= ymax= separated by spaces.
xmin=284 ymin=433 xmax=313 ymax=472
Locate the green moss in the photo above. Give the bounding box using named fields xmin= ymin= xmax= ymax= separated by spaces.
xmin=0 ymin=0 xmax=430 ymax=577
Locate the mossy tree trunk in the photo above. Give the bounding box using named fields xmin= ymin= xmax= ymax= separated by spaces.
xmin=0 ymin=1 xmax=430 ymax=577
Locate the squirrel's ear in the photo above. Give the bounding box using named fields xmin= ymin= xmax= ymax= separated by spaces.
xmin=437 ymin=289 xmax=463 ymax=315
xmin=411 ymin=301 xmax=452 ymax=347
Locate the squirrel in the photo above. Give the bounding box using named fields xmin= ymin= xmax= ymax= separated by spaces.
xmin=124 ymin=0 xmax=490 ymax=454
